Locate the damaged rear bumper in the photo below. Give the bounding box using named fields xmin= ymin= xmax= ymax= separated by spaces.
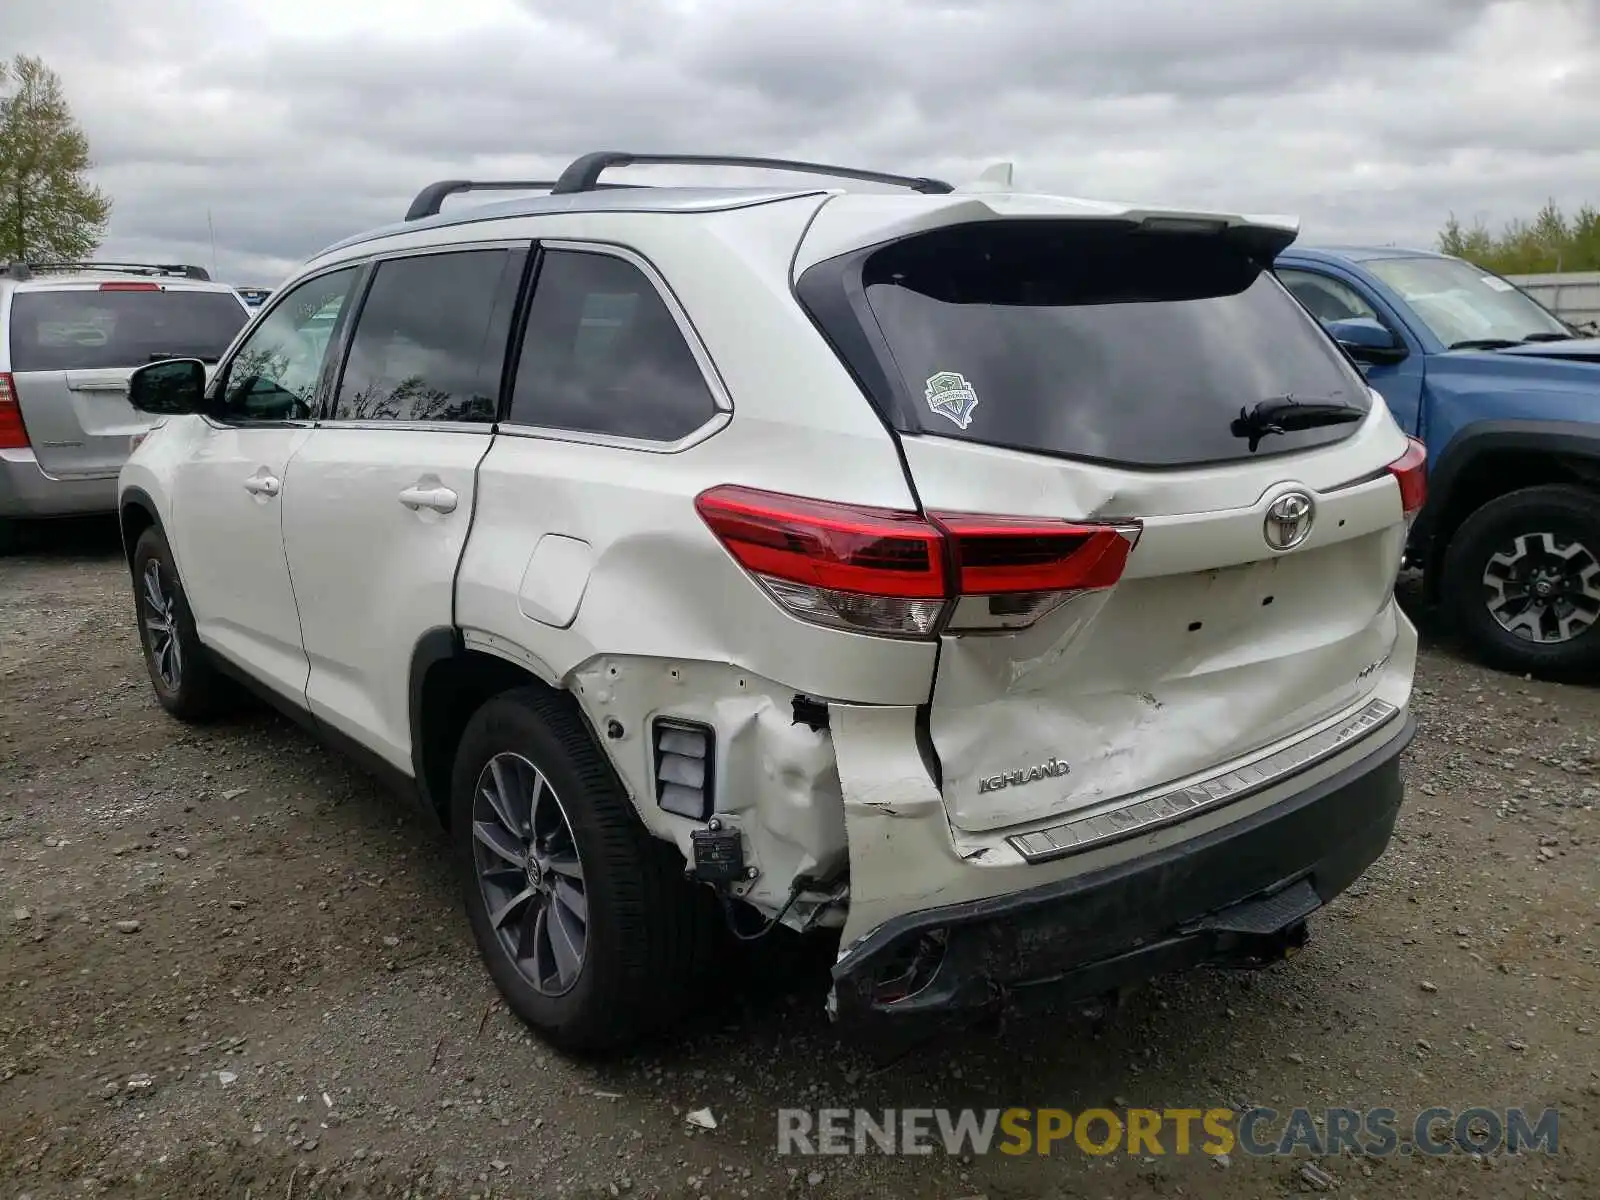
xmin=828 ymin=708 xmax=1414 ymax=1020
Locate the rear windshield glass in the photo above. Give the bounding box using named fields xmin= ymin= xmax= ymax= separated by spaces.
xmin=860 ymin=223 xmax=1371 ymax=468
xmin=7 ymin=288 xmax=249 ymax=372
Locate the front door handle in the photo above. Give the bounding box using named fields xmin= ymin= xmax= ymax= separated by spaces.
xmin=243 ymin=474 xmax=281 ymax=497
xmin=398 ymin=484 xmax=458 ymax=515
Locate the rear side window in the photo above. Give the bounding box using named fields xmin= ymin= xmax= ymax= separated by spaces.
xmin=812 ymin=222 xmax=1372 ymax=469
xmin=507 ymin=249 xmax=718 ymax=441
xmin=332 ymin=249 xmax=518 ymax=423
xmin=7 ymin=287 xmax=249 ymax=372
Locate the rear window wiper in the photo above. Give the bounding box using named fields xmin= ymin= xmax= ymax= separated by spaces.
xmin=1231 ymin=395 xmax=1364 ymax=452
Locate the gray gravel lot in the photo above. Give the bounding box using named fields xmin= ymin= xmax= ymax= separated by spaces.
xmin=2 ymin=519 xmax=1597 ymax=1199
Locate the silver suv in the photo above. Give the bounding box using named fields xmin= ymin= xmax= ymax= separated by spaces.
xmin=0 ymin=261 xmax=252 ymax=547
xmin=118 ymin=153 xmax=1423 ymax=1053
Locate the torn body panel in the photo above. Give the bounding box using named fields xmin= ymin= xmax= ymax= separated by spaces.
xmin=569 ymin=655 xmax=848 ymax=922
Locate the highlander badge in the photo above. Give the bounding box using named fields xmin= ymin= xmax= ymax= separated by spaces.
xmin=978 ymin=756 xmax=1071 ymax=794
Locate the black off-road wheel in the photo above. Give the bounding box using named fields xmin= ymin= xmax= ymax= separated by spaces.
xmin=1441 ymin=484 xmax=1600 ymax=680
xmin=130 ymin=526 xmax=237 ymax=720
xmin=451 ymin=686 xmax=719 ymax=1055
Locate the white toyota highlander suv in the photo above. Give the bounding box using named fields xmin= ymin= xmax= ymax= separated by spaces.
xmin=117 ymin=152 xmax=1425 ymax=1053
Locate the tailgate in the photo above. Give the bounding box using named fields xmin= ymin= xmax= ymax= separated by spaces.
xmin=9 ymin=369 xmax=150 ymax=479
xmin=910 ymin=428 xmax=1409 ymax=833
xmin=5 ymin=283 xmax=248 ymax=477
xmin=794 ymin=205 xmax=1419 ymax=835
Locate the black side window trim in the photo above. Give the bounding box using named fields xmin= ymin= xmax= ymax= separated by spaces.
xmin=207 ymin=262 xmax=370 ymax=428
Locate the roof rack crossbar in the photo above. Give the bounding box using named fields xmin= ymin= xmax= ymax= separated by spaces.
xmin=550 ymin=152 xmax=955 ymax=197
xmin=404 ymin=178 xmax=643 ymax=222
xmin=3 ymin=260 xmax=211 ymax=281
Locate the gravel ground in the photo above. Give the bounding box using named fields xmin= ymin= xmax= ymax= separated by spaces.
xmin=2 ymin=519 xmax=1597 ymax=1200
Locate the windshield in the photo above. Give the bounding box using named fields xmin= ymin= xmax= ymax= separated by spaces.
xmin=1365 ymin=256 xmax=1570 ymax=348
xmin=8 ymin=287 xmax=249 ymax=372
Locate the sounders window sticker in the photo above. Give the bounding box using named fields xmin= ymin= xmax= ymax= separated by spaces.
xmin=924 ymin=370 xmax=980 ymax=429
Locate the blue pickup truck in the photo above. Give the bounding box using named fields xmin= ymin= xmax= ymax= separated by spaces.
xmin=1275 ymin=246 xmax=1600 ymax=678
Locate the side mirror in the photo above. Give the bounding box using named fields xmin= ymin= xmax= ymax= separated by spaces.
xmin=128 ymin=358 xmax=207 ymax=415
xmin=1324 ymin=317 xmax=1408 ymax=366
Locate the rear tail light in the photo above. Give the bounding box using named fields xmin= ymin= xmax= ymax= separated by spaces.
xmin=99 ymin=281 xmax=161 ymax=292
xmin=1387 ymin=438 xmax=1427 ymax=522
xmin=0 ymin=373 xmax=29 ymax=450
xmin=694 ymin=484 xmax=1141 ymax=639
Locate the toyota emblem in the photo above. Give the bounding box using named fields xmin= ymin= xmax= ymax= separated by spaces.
xmin=1263 ymin=490 xmax=1315 ymax=551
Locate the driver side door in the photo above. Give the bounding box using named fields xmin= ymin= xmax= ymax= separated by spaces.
xmin=168 ymin=265 xmax=363 ymax=702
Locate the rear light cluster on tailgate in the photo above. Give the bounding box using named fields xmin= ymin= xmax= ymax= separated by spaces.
xmin=1387 ymin=437 xmax=1427 ymax=524
xmin=0 ymin=374 xmax=28 ymax=450
xmin=695 ymin=484 xmax=1141 ymax=639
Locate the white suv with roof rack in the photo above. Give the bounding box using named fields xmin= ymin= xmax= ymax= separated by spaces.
xmin=115 ymin=151 xmax=1425 ymax=1052
xmin=0 ymin=261 xmax=252 ymax=548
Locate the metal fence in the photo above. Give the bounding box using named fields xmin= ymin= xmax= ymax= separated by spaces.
xmin=1508 ymin=271 xmax=1600 ymax=330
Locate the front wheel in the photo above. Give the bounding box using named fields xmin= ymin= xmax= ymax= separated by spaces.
xmin=130 ymin=526 xmax=236 ymax=720
xmin=1441 ymin=484 xmax=1600 ymax=679
xmin=451 ymin=686 xmax=719 ymax=1054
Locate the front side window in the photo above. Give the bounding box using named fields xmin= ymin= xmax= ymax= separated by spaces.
xmin=507 ymin=249 xmax=718 ymax=441
xmin=331 ymin=250 xmax=515 ymax=423
xmin=218 ymin=268 xmax=359 ymax=422
xmin=1364 ymin=256 xmax=1571 ymax=349
xmin=8 ymin=287 xmax=249 ymax=373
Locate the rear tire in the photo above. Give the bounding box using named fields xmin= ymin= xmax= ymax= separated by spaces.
xmin=130 ymin=526 xmax=237 ymax=720
xmin=451 ymin=686 xmax=719 ymax=1054
xmin=1440 ymin=484 xmax=1600 ymax=679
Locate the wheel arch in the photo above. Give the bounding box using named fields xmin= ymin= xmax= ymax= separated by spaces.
xmin=1418 ymin=421 xmax=1600 ymax=599
xmin=118 ymin=487 xmax=164 ymax=569
xmin=409 ymin=628 xmax=568 ymax=827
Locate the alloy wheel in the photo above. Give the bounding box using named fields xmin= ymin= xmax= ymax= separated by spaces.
xmin=1482 ymin=530 xmax=1600 ymax=644
xmin=140 ymin=560 xmax=183 ymax=690
xmin=471 ymin=752 xmax=589 ymax=996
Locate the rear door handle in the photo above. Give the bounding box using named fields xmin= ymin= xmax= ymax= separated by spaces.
xmin=398 ymin=484 xmax=458 ymax=515
xmin=243 ymin=474 xmax=281 ymax=497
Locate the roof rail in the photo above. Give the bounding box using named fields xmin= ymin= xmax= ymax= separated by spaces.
xmin=3 ymin=261 xmax=212 ymax=281
xmin=403 ymin=178 xmax=645 ymax=222
xmin=550 ymin=151 xmax=955 ymax=196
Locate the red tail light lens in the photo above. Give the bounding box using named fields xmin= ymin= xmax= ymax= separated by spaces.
xmin=99 ymin=281 xmax=161 ymax=292
xmin=1387 ymin=437 xmax=1427 ymax=519
xmin=0 ymin=373 xmax=29 ymax=450
xmin=695 ymin=485 xmax=1140 ymax=639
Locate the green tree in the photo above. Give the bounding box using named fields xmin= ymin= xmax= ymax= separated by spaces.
xmin=1438 ymin=200 xmax=1600 ymax=274
xmin=0 ymin=55 xmax=112 ymax=262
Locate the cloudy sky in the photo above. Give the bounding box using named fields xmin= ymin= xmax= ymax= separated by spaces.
xmin=5 ymin=0 xmax=1597 ymax=285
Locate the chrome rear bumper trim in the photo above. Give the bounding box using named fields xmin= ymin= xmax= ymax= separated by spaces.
xmin=1007 ymin=698 xmax=1401 ymax=864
